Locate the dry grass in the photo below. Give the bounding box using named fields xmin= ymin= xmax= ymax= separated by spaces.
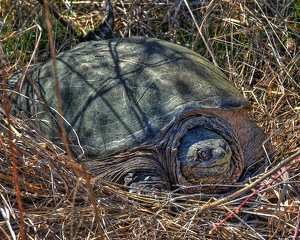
xmin=0 ymin=0 xmax=299 ymax=239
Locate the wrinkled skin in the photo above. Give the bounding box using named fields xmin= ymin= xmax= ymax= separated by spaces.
xmin=177 ymin=128 xmax=232 ymax=184
xmin=125 ymin=127 xmax=233 ymax=194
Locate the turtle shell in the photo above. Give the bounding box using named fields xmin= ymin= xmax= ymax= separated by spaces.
xmin=12 ymin=37 xmax=251 ymax=158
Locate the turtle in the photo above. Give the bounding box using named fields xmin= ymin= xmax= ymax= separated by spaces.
xmin=10 ymin=36 xmax=267 ymax=193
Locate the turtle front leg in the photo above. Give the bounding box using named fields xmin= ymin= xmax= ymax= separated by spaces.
xmin=124 ymin=171 xmax=172 ymax=194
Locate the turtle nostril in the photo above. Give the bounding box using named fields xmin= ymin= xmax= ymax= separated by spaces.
xmin=220 ymin=152 xmax=225 ymax=158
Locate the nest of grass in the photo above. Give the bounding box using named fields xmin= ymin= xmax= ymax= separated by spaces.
xmin=0 ymin=0 xmax=299 ymax=239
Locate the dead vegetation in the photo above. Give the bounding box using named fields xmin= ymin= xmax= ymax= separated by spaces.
xmin=0 ymin=0 xmax=299 ymax=239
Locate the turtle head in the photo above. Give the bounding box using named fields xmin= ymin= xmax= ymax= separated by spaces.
xmin=177 ymin=127 xmax=232 ymax=184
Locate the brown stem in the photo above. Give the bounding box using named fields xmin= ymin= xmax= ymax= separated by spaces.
xmin=36 ymin=0 xmax=78 ymax=37
xmin=200 ymin=149 xmax=300 ymax=212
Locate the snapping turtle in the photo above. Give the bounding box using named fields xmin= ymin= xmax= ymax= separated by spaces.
xmin=10 ymin=37 xmax=267 ymax=193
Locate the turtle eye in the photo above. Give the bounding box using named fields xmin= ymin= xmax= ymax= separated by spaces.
xmin=197 ymin=150 xmax=211 ymax=160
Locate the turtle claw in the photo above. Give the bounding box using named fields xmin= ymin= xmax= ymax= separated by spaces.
xmin=124 ymin=172 xmax=171 ymax=196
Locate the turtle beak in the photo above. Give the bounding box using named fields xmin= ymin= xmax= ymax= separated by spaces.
xmin=213 ymin=148 xmax=231 ymax=167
